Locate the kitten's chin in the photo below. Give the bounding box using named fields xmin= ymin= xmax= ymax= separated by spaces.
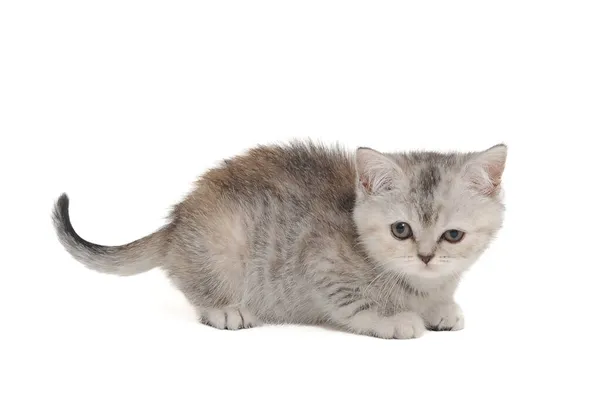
xmin=388 ymin=262 xmax=460 ymax=280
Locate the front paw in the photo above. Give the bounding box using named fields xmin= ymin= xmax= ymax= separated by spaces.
xmin=389 ymin=311 xmax=426 ymax=339
xmin=424 ymin=303 xmax=464 ymax=331
xmin=349 ymin=310 xmax=426 ymax=339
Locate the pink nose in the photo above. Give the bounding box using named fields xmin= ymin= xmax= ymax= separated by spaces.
xmin=418 ymin=254 xmax=433 ymax=264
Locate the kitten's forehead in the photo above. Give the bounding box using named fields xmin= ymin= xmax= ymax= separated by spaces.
xmin=394 ymin=152 xmax=466 ymax=227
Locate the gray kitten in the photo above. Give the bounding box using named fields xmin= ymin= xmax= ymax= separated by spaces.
xmin=53 ymin=141 xmax=507 ymax=339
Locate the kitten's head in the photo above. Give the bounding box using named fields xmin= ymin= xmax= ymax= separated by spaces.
xmin=353 ymin=144 xmax=507 ymax=281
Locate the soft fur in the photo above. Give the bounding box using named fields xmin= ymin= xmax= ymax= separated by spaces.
xmin=53 ymin=140 xmax=507 ymax=339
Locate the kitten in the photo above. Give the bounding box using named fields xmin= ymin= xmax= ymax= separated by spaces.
xmin=53 ymin=140 xmax=507 ymax=339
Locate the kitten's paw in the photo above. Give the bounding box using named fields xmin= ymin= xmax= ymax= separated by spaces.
xmin=199 ymin=307 xmax=259 ymax=330
xmin=350 ymin=310 xmax=425 ymax=339
xmin=387 ymin=311 xmax=426 ymax=339
xmin=424 ymin=302 xmax=464 ymax=331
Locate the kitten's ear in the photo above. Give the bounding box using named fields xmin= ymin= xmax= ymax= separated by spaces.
xmin=355 ymin=147 xmax=403 ymax=195
xmin=464 ymin=144 xmax=507 ymax=196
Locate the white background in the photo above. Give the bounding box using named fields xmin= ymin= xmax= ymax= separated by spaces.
xmin=1 ymin=1 xmax=599 ymax=399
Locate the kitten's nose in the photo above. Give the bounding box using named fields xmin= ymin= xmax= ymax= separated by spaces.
xmin=418 ymin=254 xmax=433 ymax=265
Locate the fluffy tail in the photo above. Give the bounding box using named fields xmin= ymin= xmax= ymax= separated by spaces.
xmin=52 ymin=193 xmax=169 ymax=276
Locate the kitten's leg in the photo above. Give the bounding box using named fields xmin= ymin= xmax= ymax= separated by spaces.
xmin=318 ymin=282 xmax=425 ymax=339
xmin=198 ymin=307 xmax=259 ymax=330
xmin=422 ymin=301 xmax=464 ymax=331
xmin=165 ymin=261 xmax=259 ymax=330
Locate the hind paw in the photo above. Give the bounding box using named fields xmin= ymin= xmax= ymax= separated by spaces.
xmin=199 ymin=307 xmax=258 ymax=330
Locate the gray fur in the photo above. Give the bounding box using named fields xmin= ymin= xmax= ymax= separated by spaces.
xmin=53 ymin=140 xmax=507 ymax=339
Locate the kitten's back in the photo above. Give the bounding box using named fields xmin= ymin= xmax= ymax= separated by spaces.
xmin=174 ymin=141 xmax=357 ymax=218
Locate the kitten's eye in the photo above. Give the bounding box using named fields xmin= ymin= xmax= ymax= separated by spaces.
xmin=443 ymin=229 xmax=465 ymax=243
xmin=391 ymin=222 xmax=413 ymax=240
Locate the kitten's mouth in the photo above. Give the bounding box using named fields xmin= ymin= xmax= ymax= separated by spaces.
xmin=416 ymin=264 xmax=448 ymax=278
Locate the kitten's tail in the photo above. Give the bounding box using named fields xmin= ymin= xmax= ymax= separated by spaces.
xmin=52 ymin=193 xmax=169 ymax=276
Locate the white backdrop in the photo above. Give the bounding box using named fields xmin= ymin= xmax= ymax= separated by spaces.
xmin=1 ymin=1 xmax=599 ymax=399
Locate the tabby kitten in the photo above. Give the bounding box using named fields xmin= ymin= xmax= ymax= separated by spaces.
xmin=53 ymin=141 xmax=506 ymax=339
